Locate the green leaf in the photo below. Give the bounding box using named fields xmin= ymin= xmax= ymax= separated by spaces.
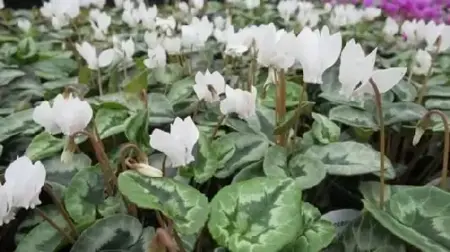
xmin=273 ymin=102 xmax=314 ymax=135
xmin=281 ymin=203 xmax=335 ymax=252
xmin=124 ymin=109 xmax=150 ymax=151
xmin=192 ymin=133 xmax=221 ymax=183
xmin=43 ymin=153 xmax=92 ymax=187
xmin=208 ymin=177 xmax=303 ymax=252
xmin=288 ymin=153 xmax=326 ymax=190
xmin=303 ymin=141 xmax=396 ymax=178
xmin=311 ymin=112 xmax=341 ymax=144
xmin=326 ymin=212 xmax=407 ymax=252
xmin=232 ymin=161 xmax=265 ymax=183
xmin=64 ymin=166 xmax=105 ymax=225
xmin=70 ymin=214 xmax=152 ymax=252
xmin=0 ymin=108 xmax=36 ymax=142
xmin=214 ymin=132 xmax=269 ymax=178
xmin=425 ymin=98 xmax=450 ymax=110
xmin=31 ymin=57 xmax=77 ymax=80
xmin=167 ymin=76 xmax=194 ymax=105
xmin=118 ymin=170 xmax=209 ymax=235
xmin=263 ymin=145 xmax=288 ymax=178
xmin=261 ymin=81 xmax=307 ymax=109
xmin=15 ymin=207 xmax=69 ymax=252
xmin=0 ymin=68 xmax=25 ymax=86
xmin=427 ymin=85 xmax=450 ymax=98
xmin=154 ymin=63 xmax=184 ymax=85
xmin=148 ymin=93 xmax=176 ymax=125
xmin=364 ymin=186 xmax=450 ymax=252
xmin=392 ymin=80 xmax=417 ymax=102
xmin=319 ymin=92 xmax=365 ymax=109
xmin=382 ymin=102 xmax=427 ymax=125
xmin=25 ymin=132 xmax=65 ymax=161
xmin=329 ymin=105 xmax=378 ymax=130
xmin=95 ymin=107 xmax=129 ymax=139
xmin=124 ymin=69 xmax=149 ymax=93
xmin=78 ymin=65 xmax=91 ymax=85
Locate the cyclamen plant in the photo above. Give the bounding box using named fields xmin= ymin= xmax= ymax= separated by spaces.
xmin=0 ymin=0 xmax=450 ymax=252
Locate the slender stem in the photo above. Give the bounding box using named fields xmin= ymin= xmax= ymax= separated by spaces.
xmin=35 ymin=208 xmax=76 ymax=244
xmin=211 ymin=115 xmax=227 ymax=141
xmin=275 ymin=69 xmax=287 ymax=146
xmin=247 ymin=52 xmax=256 ymax=92
xmin=43 ymin=184 xmax=78 ymax=238
xmin=97 ymin=70 xmax=103 ymax=96
xmin=162 ymin=155 xmax=167 ymax=177
xmin=369 ymin=79 xmax=386 ymax=208
xmin=420 ymin=110 xmax=449 ymax=189
xmin=75 ymin=130 xmax=116 ymax=195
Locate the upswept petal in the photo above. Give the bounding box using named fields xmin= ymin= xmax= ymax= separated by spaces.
xmin=355 ymin=67 xmax=407 ymax=95
xmin=32 ymin=101 xmax=61 ymax=134
xmin=149 ymin=129 xmax=185 ymax=167
xmin=320 ymin=26 xmax=342 ymax=71
xmin=98 ymin=48 xmax=116 ymax=68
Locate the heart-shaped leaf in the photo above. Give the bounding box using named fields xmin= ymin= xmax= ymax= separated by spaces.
xmin=70 ymin=214 xmax=153 ymax=252
xmin=281 ymin=203 xmax=336 ymax=252
xmin=118 ymin=170 xmax=209 ymax=235
xmin=26 ymin=132 xmax=65 ymax=161
xmin=95 ymin=107 xmax=129 ymax=139
xmin=311 ymin=112 xmax=341 ymax=144
xmin=304 ymin=141 xmax=396 ymax=178
xmin=208 ymin=177 xmax=303 ymax=252
xmin=364 ymin=186 xmax=450 ymax=252
xmin=329 ymin=105 xmax=378 ymax=130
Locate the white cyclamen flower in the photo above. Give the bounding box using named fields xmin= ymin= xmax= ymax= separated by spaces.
xmin=382 ymin=17 xmax=399 ymax=37
xmin=181 ymin=16 xmax=213 ymax=51
xmin=156 ymin=16 xmax=177 ymax=36
xmin=338 ymin=39 xmax=406 ymax=98
xmin=4 ymin=156 xmax=46 ymax=209
xmin=144 ymin=45 xmax=166 ymax=69
xmin=33 ymin=94 xmax=93 ymax=136
xmin=138 ymin=3 xmax=158 ymax=29
xmin=277 ymin=0 xmax=298 ymax=22
xmin=255 ymin=24 xmax=296 ymax=70
xmin=0 ymin=184 xmax=16 ymax=226
xmin=149 ymin=116 xmax=199 ymax=168
xmin=17 ymin=19 xmax=31 ymax=33
xmin=161 ymin=37 xmax=181 ymax=55
xmin=193 ymin=70 xmax=228 ymax=103
xmin=362 ymin=7 xmax=381 ymax=21
xmin=191 ymin=0 xmax=204 ymax=9
xmin=76 ymin=41 xmax=116 ymax=70
xmin=296 ymin=25 xmax=342 ymax=84
xmin=144 ymin=31 xmax=160 ymax=49
xmin=90 ymin=10 xmax=111 ymax=40
xmin=297 ymin=1 xmax=321 ymax=28
xmin=0 ymin=0 xmax=4 ymax=9
xmin=220 ymin=86 xmax=257 ymax=119
xmin=115 ymin=38 xmax=135 ymax=63
xmin=412 ymin=49 xmax=432 ymax=76
xmin=122 ymin=7 xmax=140 ymax=27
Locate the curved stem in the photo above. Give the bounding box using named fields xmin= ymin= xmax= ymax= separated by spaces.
xmin=118 ymin=143 xmax=149 ymax=173
xmin=420 ymin=110 xmax=449 ymax=189
xmin=43 ymin=184 xmax=78 ymax=238
xmin=97 ymin=70 xmax=103 ymax=96
xmin=369 ymin=79 xmax=386 ymax=208
xmin=35 ymin=208 xmax=76 ymax=244
xmin=211 ymin=115 xmax=226 ymax=141
xmin=74 ymin=130 xmax=116 ymax=195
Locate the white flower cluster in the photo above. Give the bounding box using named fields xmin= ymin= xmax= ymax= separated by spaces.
xmin=1 ymin=156 xmax=46 ymax=225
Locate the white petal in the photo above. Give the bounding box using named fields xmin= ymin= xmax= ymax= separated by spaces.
xmin=355 ymin=67 xmax=407 ymax=95
xmin=149 ymin=129 xmax=186 ymax=167
xmin=32 ymin=101 xmax=61 ymax=134
xmin=98 ymin=48 xmax=116 ymax=68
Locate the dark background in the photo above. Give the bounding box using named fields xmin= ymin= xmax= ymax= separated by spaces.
xmin=4 ymin=0 xmax=168 ymax=9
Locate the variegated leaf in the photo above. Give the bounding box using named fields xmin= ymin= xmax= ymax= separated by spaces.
xmin=118 ymin=170 xmax=209 ymax=235
xmin=208 ymin=177 xmax=303 ymax=252
xmin=303 ymin=141 xmax=396 ymax=178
